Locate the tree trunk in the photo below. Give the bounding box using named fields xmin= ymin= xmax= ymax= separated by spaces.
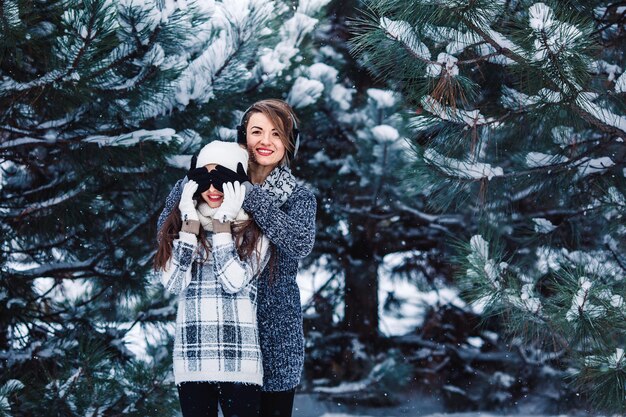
xmin=342 ymin=219 xmax=380 ymax=339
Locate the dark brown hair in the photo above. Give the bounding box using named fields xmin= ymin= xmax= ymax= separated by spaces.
xmin=243 ymin=99 xmax=299 ymax=166
xmin=153 ymin=205 xmax=264 ymax=272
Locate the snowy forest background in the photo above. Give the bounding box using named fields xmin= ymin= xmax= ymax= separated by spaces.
xmin=1 ymin=0 xmax=624 ymax=416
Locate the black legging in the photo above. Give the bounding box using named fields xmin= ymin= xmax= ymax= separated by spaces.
xmin=177 ymin=381 xmax=261 ymax=417
xmin=260 ymin=389 xmax=296 ymax=417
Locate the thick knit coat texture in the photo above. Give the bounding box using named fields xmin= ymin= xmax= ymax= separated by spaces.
xmin=158 ymin=179 xmax=316 ymax=391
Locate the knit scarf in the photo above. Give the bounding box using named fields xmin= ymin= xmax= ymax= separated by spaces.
xmin=261 ymin=165 xmax=296 ymax=207
xmin=196 ymin=203 xmax=249 ymax=232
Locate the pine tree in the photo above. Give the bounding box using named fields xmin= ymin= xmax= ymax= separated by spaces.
xmin=350 ymin=0 xmax=625 ymax=412
xmin=0 ymin=0 xmax=325 ymax=414
xmin=282 ymin=18 xmax=464 ymax=341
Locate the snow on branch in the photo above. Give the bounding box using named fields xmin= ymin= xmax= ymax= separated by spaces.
xmin=297 ymin=0 xmax=331 ymax=15
xmin=0 ymin=137 xmax=50 ymax=149
xmin=589 ymin=60 xmax=622 ymax=83
xmin=424 ymin=148 xmax=504 ymax=180
xmin=528 ymin=3 xmax=583 ymax=62
xmin=615 ymin=72 xmax=626 ymax=94
xmin=257 ymin=12 xmax=317 ymax=78
xmin=565 ymin=277 xmax=605 ymax=322
xmin=427 ymin=53 xmax=458 ymax=78
xmin=7 ymin=257 xmax=97 ymax=279
xmin=371 ymin=125 xmax=399 ymax=143
xmin=0 ymin=184 xmax=87 ymax=219
xmin=575 ymin=93 xmax=626 ymax=134
xmin=175 ymin=0 xmax=275 ymax=105
xmin=83 ymin=128 xmax=179 ymax=147
xmin=466 ymin=235 xmax=506 ymax=290
xmin=421 ymin=95 xmax=490 ymax=127
xmin=287 ymin=77 xmax=324 ymax=108
xmin=575 ymin=156 xmax=615 ymax=178
xmin=525 ymin=150 xmax=614 ymax=180
xmin=367 ymin=89 xmax=397 ymax=109
xmin=424 ymin=24 xmax=481 ymax=55
xmin=379 ymin=17 xmax=431 ymax=63
xmin=501 ymin=86 xmax=561 ymax=109
xmin=525 ymin=152 xmax=568 ymax=168
xmin=478 ymin=27 xmax=527 ymax=60
xmin=0 ymin=70 xmax=65 ymax=96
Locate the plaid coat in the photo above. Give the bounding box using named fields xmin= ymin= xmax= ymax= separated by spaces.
xmin=161 ymin=231 xmax=270 ymax=386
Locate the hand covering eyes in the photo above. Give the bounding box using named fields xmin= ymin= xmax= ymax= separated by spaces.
xmin=186 ymin=163 xmax=249 ymax=199
xmin=212 ymin=163 xmax=250 ymax=186
xmin=186 ymin=167 xmax=214 ymax=199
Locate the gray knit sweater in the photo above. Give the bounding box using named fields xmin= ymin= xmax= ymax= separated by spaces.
xmin=158 ymin=179 xmax=316 ymax=391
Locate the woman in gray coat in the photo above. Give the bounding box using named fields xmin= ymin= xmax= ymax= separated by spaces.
xmin=158 ymin=99 xmax=316 ymax=417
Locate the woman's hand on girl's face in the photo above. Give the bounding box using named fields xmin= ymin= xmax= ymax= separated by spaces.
xmin=187 ymin=167 xmax=214 ymax=199
xmin=212 ymin=163 xmax=249 ymax=186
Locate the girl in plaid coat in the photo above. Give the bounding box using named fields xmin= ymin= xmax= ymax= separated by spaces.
xmin=155 ymin=141 xmax=269 ymax=417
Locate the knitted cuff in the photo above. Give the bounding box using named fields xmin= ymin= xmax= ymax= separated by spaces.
xmin=212 ymin=219 xmax=231 ymax=234
xmin=181 ymin=219 xmax=200 ymax=235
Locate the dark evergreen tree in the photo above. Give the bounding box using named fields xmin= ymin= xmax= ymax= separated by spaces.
xmin=284 ymin=11 xmax=465 ymax=340
xmin=350 ymin=0 xmax=625 ymax=412
xmin=0 ymin=0 xmax=326 ymax=414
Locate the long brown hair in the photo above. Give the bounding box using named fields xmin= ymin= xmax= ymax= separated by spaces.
xmin=243 ymin=99 xmax=299 ymax=166
xmin=153 ymin=205 xmax=264 ymax=272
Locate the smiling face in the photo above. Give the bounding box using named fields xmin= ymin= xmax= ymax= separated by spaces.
xmin=246 ymin=112 xmax=287 ymax=169
xmin=199 ymin=164 xmax=223 ymax=208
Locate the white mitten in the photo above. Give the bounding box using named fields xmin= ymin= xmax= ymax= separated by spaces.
xmin=178 ymin=180 xmax=199 ymax=222
xmin=213 ymin=181 xmax=245 ymax=223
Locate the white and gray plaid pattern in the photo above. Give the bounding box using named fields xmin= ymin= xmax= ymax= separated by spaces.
xmin=162 ymin=232 xmax=270 ymax=386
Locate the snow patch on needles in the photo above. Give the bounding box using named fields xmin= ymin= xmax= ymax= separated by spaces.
xmin=615 ymin=72 xmax=626 ymax=93
xmin=330 ymin=84 xmax=354 ymax=110
xmin=425 ymin=149 xmax=503 ymax=180
xmin=575 ymin=156 xmax=615 ymax=178
xmin=525 ymin=152 xmax=568 ymax=168
xmin=529 ymin=3 xmax=583 ymax=62
xmin=307 ymin=62 xmax=339 ymax=87
xmin=287 ymin=77 xmax=324 ymax=108
xmin=371 ymin=125 xmax=399 ymax=143
xmin=566 ymin=277 xmax=605 ymax=322
xmin=258 ymin=12 xmax=318 ymax=78
xmin=421 ymin=96 xmax=489 ymax=127
xmin=586 ymin=348 xmax=626 ymax=370
xmin=528 ymin=2 xmax=554 ymax=30
xmin=589 ymin=60 xmax=622 ymax=82
xmin=466 ymin=235 xmax=507 ymax=290
xmin=501 ymin=86 xmax=563 ymax=109
xmin=297 ymin=0 xmax=331 ymax=15
xmin=84 ymin=128 xmax=178 ymax=146
xmin=575 ymin=93 xmax=626 ymax=133
xmin=367 ymin=89 xmax=397 ymax=108
xmin=117 ymin=0 xmax=161 ymax=36
xmin=427 ymin=52 xmax=458 ymax=77
xmin=379 ymin=17 xmax=430 ymax=61
xmin=533 ymin=218 xmax=557 ymax=234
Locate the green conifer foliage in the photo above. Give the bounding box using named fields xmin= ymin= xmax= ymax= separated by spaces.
xmin=350 ymin=0 xmax=625 ymax=412
xmin=0 ymin=0 xmax=325 ymax=413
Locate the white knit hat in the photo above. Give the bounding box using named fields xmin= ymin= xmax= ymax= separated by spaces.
xmin=195 ymin=140 xmax=249 ymax=174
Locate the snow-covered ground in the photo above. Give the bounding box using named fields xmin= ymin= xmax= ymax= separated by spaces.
xmin=316 ymin=414 xmax=585 ymax=417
